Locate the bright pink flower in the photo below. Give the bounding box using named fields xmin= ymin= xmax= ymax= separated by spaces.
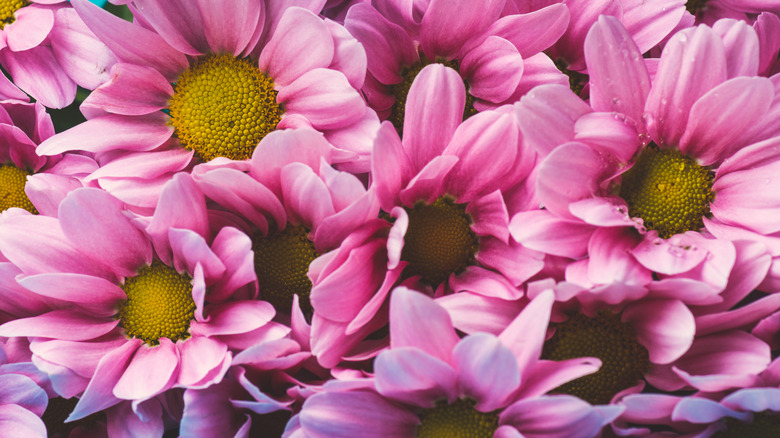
xmin=291 ymin=287 xmax=620 ymax=438
xmin=36 ymin=0 xmax=377 ymax=209
xmin=344 ymin=0 xmax=570 ymax=128
xmin=0 ymin=177 xmax=279 ymax=421
xmin=308 ymin=65 xmax=543 ymax=368
xmin=0 ymin=0 xmax=115 ymax=108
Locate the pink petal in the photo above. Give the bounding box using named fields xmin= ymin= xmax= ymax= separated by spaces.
xmin=419 ymin=0 xmax=504 ymax=59
xmin=621 ymin=0 xmax=686 ymax=53
xmin=722 ymin=387 xmax=780 ymax=413
xmin=132 ymin=0 xmax=209 ymax=55
xmin=401 ymin=63 xmax=465 ymax=172
xmin=671 ymin=397 xmax=749 ymax=424
xmin=81 ymin=63 xmax=173 ymax=116
xmin=277 ymin=68 xmax=365 ymax=130
xmin=0 ymin=310 xmax=118 ymax=341
xmin=375 ymin=347 xmax=458 ymax=408
xmin=509 ymin=210 xmax=593 ymax=259
xmin=461 ymin=36 xmax=523 ymax=103
xmin=195 ymin=0 xmax=262 ymax=56
xmin=207 ymin=226 xmax=257 ymax=303
xmin=0 ymin=46 xmax=76 ymax=109
xmin=483 ymin=4 xmax=569 ymax=58
xmin=300 ymin=391 xmax=419 ymax=437
xmin=190 ymin=301 xmax=274 ymax=337
xmin=0 ymin=374 xmax=48 ymax=416
xmin=106 ymin=398 xmax=164 ymax=438
xmin=397 ymin=155 xmax=459 ymax=207
xmin=113 ymin=339 xmax=178 ymax=400
xmin=324 ymin=19 xmax=367 ymax=90
xmin=548 ymin=0 xmax=623 ymax=72
xmin=371 ymin=122 xmax=412 ymax=212
xmin=586 ymin=227 xmax=652 ymax=286
xmin=631 ymin=232 xmax=709 ymax=275
xmin=500 ymin=395 xmax=623 ymax=438
xmin=281 ymin=163 xmax=336 ymax=227
xmin=498 ymin=289 xmax=554 ymax=375
xmin=168 ymin=229 xmax=226 ymax=282
xmin=622 ymin=299 xmax=694 ymax=364
xmin=573 ymin=112 xmax=640 ymax=163
xmin=449 ymin=266 xmax=524 ymax=301
xmin=390 ymin=286 xmax=459 ymax=365
xmin=18 ymin=273 xmax=125 ymax=316
xmin=712 ymin=18 xmax=760 ymax=78
xmin=50 ymin=7 xmax=117 ymax=90
xmin=466 ymin=189 xmax=509 ymax=242
xmin=515 ymin=358 xmax=602 ymax=400
xmin=453 ymin=333 xmax=520 ymax=411
xmin=0 ymin=405 xmax=46 ymax=438
xmin=177 ymin=337 xmax=229 ymax=387
xmin=5 ymin=6 xmax=53 ymax=52
xmin=476 ymin=238 xmax=544 ymax=287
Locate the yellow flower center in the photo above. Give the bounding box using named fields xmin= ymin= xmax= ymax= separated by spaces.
xmin=168 ymin=53 xmax=283 ymax=162
xmin=619 ymin=144 xmax=714 ymax=239
xmin=0 ymin=163 xmax=37 ymax=214
xmin=118 ymin=260 xmax=196 ymax=345
xmin=0 ymin=0 xmax=27 ymax=29
xmin=541 ymin=312 xmax=650 ymax=405
xmin=389 ymin=56 xmax=477 ymax=134
xmin=714 ymin=412 xmax=780 ymax=438
xmin=253 ymin=224 xmax=319 ymax=314
xmin=401 ymin=197 xmax=478 ymax=287
xmin=416 ymin=399 xmax=499 ymax=438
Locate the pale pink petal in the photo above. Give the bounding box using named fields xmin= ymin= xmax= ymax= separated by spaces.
xmin=510 ymin=210 xmax=593 ymax=259
xmin=258 ymin=7 xmax=333 ymax=87
xmin=132 ymin=0 xmax=209 ymax=55
xmin=195 ymin=0 xmax=262 ymax=56
xmin=85 ymin=148 xmax=193 ymax=182
xmin=585 ymin=15 xmax=651 ymax=130
xmin=113 ymin=339 xmax=178 ymax=400
xmin=498 ymin=289 xmax=554 ymax=375
xmin=81 ymin=63 xmax=173 ymax=116
xmin=712 ymin=18 xmax=760 ymax=78
xmin=390 ymin=286 xmax=459 ymax=365
xmin=18 ymin=273 xmax=125 ymax=316
xmin=573 ymin=112 xmax=641 ymax=163
xmin=401 ymin=63 xmax=464 ymax=172
xmin=419 ymin=0 xmax=504 ymax=59
xmin=300 ymin=391 xmax=419 ymax=437
xmin=324 ymin=18 xmax=367 ymax=90
xmin=50 ymin=7 xmax=117 ymax=90
xmin=461 ymin=36 xmax=523 ymax=103
xmin=5 ymin=7 xmax=54 ymax=52
xmin=0 ymin=46 xmax=76 ymax=109
xmin=449 ymin=266 xmax=524 ymax=301
xmin=177 ymin=337 xmax=230 ymax=387
xmin=722 ymin=388 xmax=780 ymax=412
xmin=277 ymin=68 xmax=365 ymax=130
xmin=645 ymin=26 xmax=727 ymax=147
xmin=515 ymin=358 xmax=602 ymax=399
xmin=0 ymin=310 xmax=118 ymax=341
xmin=168 ymin=229 xmax=225 ymax=282
xmin=375 ymin=347 xmax=458 ymax=408
xmin=631 ymin=232 xmax=708 ymax=275
xmin=397 ymin=155 xmax=458 ymax=207
xmin=586 ymin=227 xmax=652 ymax=286
xmin=671 ymin=397 xmax=749 ymax=424
xmin=679 ymin=77 xmax=773 ymax=166
xmin=500 ymin=395 xmax=623 ymax=438
xmin=371 ymin=122 xmax=413 ymax=212
xmin=621 ymin=0 xmax=686 ymax=53
xmin=281 ymin=163 xmax=336 ymax=227
xmin=190 ymin=300 xmax=274 ymax=337
xmin=483 ymin=4 xmax=569 ymax=58
xmin=0 ymin=374 xmax=48 ymax=415
xmin=0 ymin=405 xmax=46 ymax=438
xmin=622 ymin=299 xmax=694 ymax=364
xmin=475 ymin=238 xmax=545 ymax=286
xmin=452 ymin=333 xmax=520 ymax=411
xmin=36 ymin=112 xmax=172 ymax=155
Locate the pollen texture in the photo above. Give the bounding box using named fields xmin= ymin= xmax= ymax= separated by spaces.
xmin=118 ymin=260 xmax=196 ymax=345
xmin=401 ymin=197 xmax=478 ymax=286
xmin=0 ymin=0 xmax=27 ymax=29
xmin=416 ymin=399 xmax=498 ymax=438
xmin=389 ymin=57 xmax=478 ymax=134
xmin=168 ymin=53 xmax=282 ymax=162
xmin=0 ymin=163 xmax=37 ymax=214
xmin=619 ymin=144 xmax=714 ymax=239
xmin=541 ymin=312 xmax=650 ymax=405
xmin=254 ymin=224 xmax=319 ymax=314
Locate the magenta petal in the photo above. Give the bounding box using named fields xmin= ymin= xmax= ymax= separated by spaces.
xmin=500 ymin=395 xmax=623 ymax=438
xmin=498 ymin=289 xmax=554 ymax=375
xmin=5 ymin=7 xmax=54 ymax=52
xmin=300 ymin=391 xmax=419 ymax=437
xmin=449 ymin=265 xmax=523 ymax=301
xmin=18 ymin=273 xmax=124 ymax=315
xmin=712 ymin=19 xmax=760 ymax=78
xmin=371 ymin=122 xmax=412 ymax=212
xmin=375 ymin=347 xmax=458 ymax=408
xmin=277 ymin=68 xmax=365 ymax=130
xmin=36 ymin=112 xmax=173 ymax=155
xmin=402 ymin=63 xmax=465 ymax=172
xmin=258 ymin=7 xmax=333 ymax=87
xmin=645 ymin=25 xmax=727 ymax=147
xmin=453 ymin=333 xmax=520 ymax=411
xmin=81 ymin=63 xmax=173 ymax=116
xmin=484 ymin=4 xmax=569 ymax=58
xmin=71 ymin=0 xmax=189 ymax=80
xmin=466 ymin=190 xmax=509 ymax=242
xmin=67 ymin=338 xmax=141 ymax=421
xmin=585 ymin=16 xmax=650 ymax=130
xmin=132 ymin=0 xmax=208 ymax=55
xmin=0 ymin=405 xmax=46 ymax=438
xmin=59 ymin=188 xmax=152 ymax=278
xmin=390 ymin=286 xmax=459 ymax=365
xmin=536 ymin=142 xmax=608 ymax=219
xmin=622 ymin=299 xmax=694 ymax=364
xmin=679 ymin=77 xmax=773 ymax=166
xmin=573 ymin=112 xmax=640 ymax=163
xmin=461 ymin=36 xmax=523 ymax=103
xmin=397 ymin=155 xmax=459 ymax=207
xmin=510 ymin=210 xmax=593 ymax=259
xmin=515 ymin=358 xmax=601 ymax=400
xmin=177 ymin=337 xmax=229 ymax=388
xmin=0 ymin=46 xmax=76 ymax=109
xmin=113 ymin=339 xmax=178 ymax=400
xmin=50 ymin=7 xmax=117 ymax=90
xmin=0 ymin=310 xmax=118 ymax=341
xmin=281 ymin=163 xmax=336 ymax=226
xmin=29 ymin=336 xmax=127 ymax=379
xmin=190 ymin=301 xmax=274 ymax=337
xmin=419 ymin=0 xmax=503 ymax=59
xmin=207 ymin=227 xmax=256 ymax=303
xmin=106 ymin=398 xmax=164 ymax=438
xmin=195 ymin=0 xmax=262 ymax=56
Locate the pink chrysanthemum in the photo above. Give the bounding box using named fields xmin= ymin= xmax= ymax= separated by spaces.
xmin=0 ymin=0 xmax=115 ymax=108
xmin=290 ymin=287 xmax=621 ymax=438
xmin=0 ymin=177 xmax=279 ymax=423
xmin=36 ymin=0 xmax=377 ymax=209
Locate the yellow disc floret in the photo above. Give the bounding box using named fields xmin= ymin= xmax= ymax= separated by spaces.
xmin=541 ymin=312 xmax=650 ymax=405
xmin=0 ymin=0 xmax=28 ymax=29
xmin=168 ymin=53 xmax=283 ymax=162
xmin=0 ymin=163 xmax=37 ymax=214
xmin=389 ymin=56 xmax=478 ymax=134
xmin=254 ymin=224 xmax=319 ymax=314
xmin=118 ymin=260 xmax=196 ymax=345
xmin=619 ymin=144 xmax=714 ymax=239
xmin=416 ymin=398 xmax=498 ymax=438
xmin=401 ymin=196 xmax=478 ymax=287
xmin=714 ymin=412 xmax=780 ymax=438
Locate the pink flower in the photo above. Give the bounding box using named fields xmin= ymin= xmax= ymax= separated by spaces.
xmin=291 ymin=287 xmax=620 ymax=438
xmin=0 ymin=0 xmax=115 ymax=108
xmin=0 ymin=176 xmax=278 ymax=422
xmin=687 ymin=0 xmax=780 ymax=25
xmin=0 ymin=340 xmax=49 ymax=437
xmin=36 ymin=0 xmax=377 ymax=209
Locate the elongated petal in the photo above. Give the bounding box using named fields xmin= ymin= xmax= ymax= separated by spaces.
xmin=375 ymin=347 xmax=458 ymax=408
xmin=132 ymin=0 xmax=208 ymax=55
xmin=114 ymin=339 xmax=178 ymax=400
xmin=195 ymin=0 xmax=262 ymax=56
xmin=0 ymin=310 xmax=118 ymax=341
xmin=0 ymin=405 xmax=46 ymax=438
xmin=81 ymin=63 xmax=173 ymax=116
xmin=390 ymin=286 xmax=459 ymax=365
xmin=622 ymin=299 xmax=695 ymax=364
xmin=300 ymin=391 xmax=418 ymax=437
xmin=454 ymin=333 xmax=521 ymax=411
xmin=0 ymin=46 xmax=76 ymax=109
xmin=419 ymin=0 xmax=504 ymax=59
xmin=277 ymin=68 xmax=365 ymax=130
xmin=50 ymin=7 xmax=117 ymax=90
xmin=501 ymin=395 xmax=623 ymax=438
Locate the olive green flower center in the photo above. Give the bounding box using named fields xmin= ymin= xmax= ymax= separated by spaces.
xmin=542 ymin=312 xmax=650 ymax=405
xmin=118 ymin=260 xmax=195 ymax=345
xmin=416 ymin=399 xmax=499 ymax=438
xmin=389 ymin=56 xmax=478 ymax=134
xmin=401 ymin=196 xmax=478 ymax=287
xmin=714 ymin=412 xmax=780 ymax=438
xmin=168 ymin=53 xmax=282 ymax=162
xmin=619 ymin=144 xmax=714 ymax=239
xmin=553 ymin=58 xmax=589 ymax=96
xmin=685 ymin=0 xmax=709 ymax=14
xmin=0 ymin=0 xmax=27 ymax=29
xmin=254 ymin=224 xmax=319 ymax=314
xmin=0 ymin=163 xmax=37 ymax=214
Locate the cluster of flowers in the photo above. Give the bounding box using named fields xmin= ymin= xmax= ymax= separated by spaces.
xmin=2 ymin=0 xmax=780 ymax=436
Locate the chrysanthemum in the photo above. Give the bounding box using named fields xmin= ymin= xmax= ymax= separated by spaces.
xmin=0 ymin=177 xmax=277 ymax=422
xmin=515 ymin=16 xmax=780 ymax=291
xmin=290 ymin=287 xmax=621 ymax=438
xmin=37 ymin=0 xmax=377 ymax=209
xmin=309 ymin=64 xmax=543 ymax=368
xmin=0 ymin=0 xmax=115 ymax=108
xmin=344 ymin=0 xmax=570 ymax=131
